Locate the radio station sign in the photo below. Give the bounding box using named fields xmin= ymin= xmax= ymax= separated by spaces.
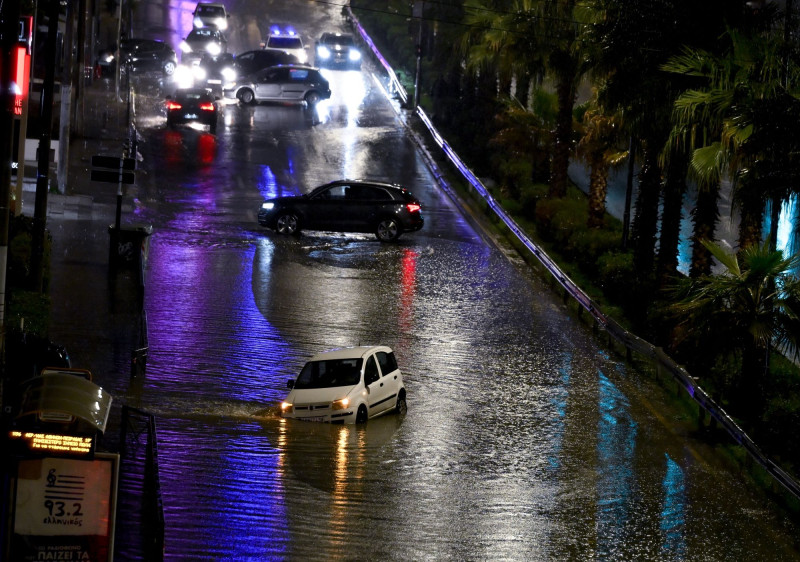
xmin=10 ymin=454 xmax=119 ymax=562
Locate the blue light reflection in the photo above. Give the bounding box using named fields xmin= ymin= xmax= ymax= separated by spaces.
xmin=660 ymin=453 xmax=687 ymax=559
xmin=596 ymin=371 xmax=637 ymax=557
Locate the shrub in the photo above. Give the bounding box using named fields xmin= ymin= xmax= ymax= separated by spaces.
xmin=569 ymin=227 xmax=623 ymax=266
xmin=596 ymin=250 xmax=635 ymax=305
xmin=520 ymin=183 xmax=549 ymax=220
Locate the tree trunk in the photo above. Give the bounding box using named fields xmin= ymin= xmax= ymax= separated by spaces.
xmin=737 ymin=189 xmax=764 ymax=251
xmin=548 ymin=67 xmax=576 ymax=198
xmin=587 ymin=153 xmax=609 ymax=229
xmin=689 ymin=182 xmax=720 ymax=278
xmin=631 ymin=141 xmax=662 ymax=280
xmin=657 ymin=154 xmax=688 ymax=283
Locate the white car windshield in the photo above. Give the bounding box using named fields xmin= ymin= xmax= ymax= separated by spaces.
xmin=294 ymin=359 xmax=363 ymax=388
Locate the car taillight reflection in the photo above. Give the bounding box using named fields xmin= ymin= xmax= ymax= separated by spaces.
xmin=166 ymin=101 xmax=182 ymax=110
xmin=406 ymin=203 xmax=421 ymax=213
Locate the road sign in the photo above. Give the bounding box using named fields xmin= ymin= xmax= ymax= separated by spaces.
xmin=91 ymin=155 xmax=135 ymax=170
xmin=91 ymin=170 xmax=135 ymax=184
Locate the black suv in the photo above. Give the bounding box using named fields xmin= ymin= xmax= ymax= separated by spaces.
xmin=96 ymin=38 xmax=178 ymax=77
xmin=257 ymin=180 xmax=424 ymax=242
xmin=233 ymin=49 xmax=299 ymax=75
xmin=314 ymin=32 xmax=362 ymax=69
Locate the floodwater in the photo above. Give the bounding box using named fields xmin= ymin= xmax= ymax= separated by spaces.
xmin=42 ymin=0 xmax=800 ymax=559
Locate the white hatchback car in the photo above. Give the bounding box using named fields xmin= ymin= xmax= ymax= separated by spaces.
xmin=280 ymin=346 xmax=407 ymax=424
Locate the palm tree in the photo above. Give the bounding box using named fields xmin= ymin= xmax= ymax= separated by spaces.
xmin=574 ymin=97 xmax=627 ymax=228
xmin=670 ymin=240 xmax=800 ymax=422
xmin=663 ymin=26 xmax=800 ymax=256
xmin=461 ymin=0 xmax=593 ymax=199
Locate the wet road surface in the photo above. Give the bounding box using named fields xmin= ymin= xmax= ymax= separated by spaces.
xmin=43 ymin=0 xmax=800 ymax=559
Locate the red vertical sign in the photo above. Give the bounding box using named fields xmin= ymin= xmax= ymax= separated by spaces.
xmin=13 ymin=45 xmax=30 ymax=118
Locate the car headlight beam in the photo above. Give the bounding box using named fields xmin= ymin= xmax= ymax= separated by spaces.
xmin=261 ymin=202 xmax=275 ymax=211
xmin=331 ymin=397 xmax=350 ymax=410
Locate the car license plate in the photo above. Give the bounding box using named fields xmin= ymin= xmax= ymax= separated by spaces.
xmin=303 ymin=416 xmax=325 ymax=422
xmin=184 ymin=113 xmax=198 ymax=119
xmin=208 ymin=79 xmax=221 ymax=84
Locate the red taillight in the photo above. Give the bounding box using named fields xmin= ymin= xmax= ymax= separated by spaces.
xmin=199 ymin=102 xmax=215 ymax=112
xmin=166 ymin=101 xmax=182 ymax=110
xmin=406 ymin=203 xmax=421 ymax=213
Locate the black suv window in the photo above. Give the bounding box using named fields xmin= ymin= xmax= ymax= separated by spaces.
xmin=314 ymin=185 xmax=348 ymax=199
xmin=364 ymin=356 xmax=380 ymax=385
xmin=376 ymin=351 xmax=398 ymax=377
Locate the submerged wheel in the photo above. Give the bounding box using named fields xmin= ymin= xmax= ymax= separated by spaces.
xmin=376 ymin=218 xmax=400 ymax=242
xmin=238 ymin=88 xmax=255 ymax=104
xmin=394 ymin=392 xmax=407 ymax=415
xmin=275 ymin=212 xmax=299 ymax=235
xmin=304 ymin=91 xmax=321 ymax=107
xmin=355 ymin=405 xmax=368 ymax=424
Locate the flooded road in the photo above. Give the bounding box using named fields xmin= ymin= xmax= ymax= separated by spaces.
xmin=45 ymin=0 xmax=800 ymax=559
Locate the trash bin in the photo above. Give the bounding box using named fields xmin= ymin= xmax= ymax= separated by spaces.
xmin=108 ymin=223 xmax=153 ymax=270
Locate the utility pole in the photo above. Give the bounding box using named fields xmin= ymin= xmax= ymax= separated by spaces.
xmin=30 ymin=0 xmax=61 ymax=292
xmin=412 ymin=0 xmax=423 ymax=110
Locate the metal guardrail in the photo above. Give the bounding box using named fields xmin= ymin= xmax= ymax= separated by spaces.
xmin=348 ymin=7 xmax=800 ymax=504
xmin=120 ymin=405 xmax=165 ymax=561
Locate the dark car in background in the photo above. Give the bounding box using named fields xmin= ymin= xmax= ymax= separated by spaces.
xmin=174 ymin=52 xmax=236 ymax=96
xmin=95 ymin=38 xmax=177 ymax=77
xmin=233 ymin=49 xmax=299 ymax=75
xmin=314 ymin=32 xmax=362 ymax=69
xmin=165 ymin=88 xmax=220 ymax=134
xmin=224 ymin=64 xmax=330 ymax=106
xmin=257 ymin=179 xmax=424 ymax=241
xmin=180 ymin=28 xmax=228 ymax=60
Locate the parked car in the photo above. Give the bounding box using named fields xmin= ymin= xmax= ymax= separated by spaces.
xmin=223 ymin=64 xmax=330 ymax=107
xmin=233 ymin=49 xmax=299 ymax=76
xmin=193 ymin=2 xmax=229 ymax=30
xmin=180 ymin=28 xmax=227 ymax=58
xmin=262 ymin=28 xmax=308 ymax=64
xmin=257 ymin=179 xmax=424 ymax=241
xmin=174 ymin=52 xmax=236 ymax=96
xmin=314 ymin=32 xmax=361 ymax=69
xmin=280 ymin=346 xmax=407 ymax=424
xmin=95 ymin=38 xmax=177 ymax=77
xmin=165 ymin=88 xmax=220 ymax=134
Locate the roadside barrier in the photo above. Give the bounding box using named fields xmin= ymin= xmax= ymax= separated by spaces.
xmin=347 ymin=6 xmax=800 ymax=505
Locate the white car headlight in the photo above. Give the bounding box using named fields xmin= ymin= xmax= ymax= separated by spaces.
xmin=316 ymin=46 xmax=331 ymax=59
xmin=174 ymin=65 xmax=194 ymax=88
xmin=261 ymin=202 xmax=275 ymax=211
xmin=215 ymin=17 xmax=227 ymax=30
xmin=221 ymin=67 xmax=236 ymax=82
xmin=331 ymin=397 xmax=350 ymax=410
xmin=180 ymin=40 xmax=192 ymax=53
xmin=349 ymin=50 xmax=361 ymax=61
xmin=193 ymin=16 xmax=204 ymax=28
xmin=206 ymin=42 xmax=221 ymax=55
xmin=193 ymin=66 xmax=207 ymax=80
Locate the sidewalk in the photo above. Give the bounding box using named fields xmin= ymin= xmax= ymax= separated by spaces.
xmin=17 ymin=78 xmax=144 ymax=387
